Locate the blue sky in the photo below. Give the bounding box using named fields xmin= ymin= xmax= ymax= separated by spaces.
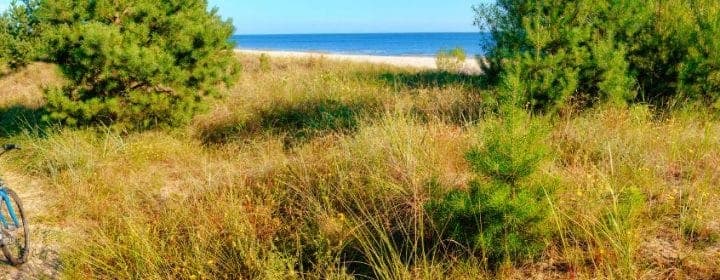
xmin=0 ymin=1 xmax=487 ymax=35
xmin=209 ymin=0 xmax=486 ymax=35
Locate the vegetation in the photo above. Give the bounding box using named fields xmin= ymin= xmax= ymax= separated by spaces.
xmin=42 ymin=0 xmax=241 ymax=129
xmin=0 ymin=0 xmax=42 ymax=70
xmin=476 ymin=0 xmax=720 ymax=110
xmin=0 ymin=0 xmax=719 ymax=279
xmin=0 ymin=56 xmax=718 ymax=279
xmin=259 ymin=53 xmax=272 ymax=72
xmin=1 ymin=0 xmax=240 ymax=129
xmin=428 ymin=107 xmax=554 ymax=268
xmin=435 ymin=47 xmax=466 ymax=72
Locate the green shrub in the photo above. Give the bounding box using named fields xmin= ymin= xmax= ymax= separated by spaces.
xmin=259 ymin=53 xmax=271 ymax=72
xmin=38 ymin=0 xmax=241 ymax=129
xmin=427 ymin=107 xmax=554 ymax=267
xmin=0 ymin=0 xmax=42 ymax=70
xmin=435 ymin=47 xmax=466 ymax=72
xmin=476 ymin=0 xmax=720 ymax=110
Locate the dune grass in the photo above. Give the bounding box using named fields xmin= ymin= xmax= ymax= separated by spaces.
xmin=0 ymin=55 xmax=719 ymax=279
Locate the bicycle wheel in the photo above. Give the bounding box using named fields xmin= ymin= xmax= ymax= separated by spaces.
xmin=0 ymin=188 xmax=29 ymax=265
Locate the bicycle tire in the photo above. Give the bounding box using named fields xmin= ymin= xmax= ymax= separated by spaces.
xmin=0 ymin=188 xmax=29 ymax=265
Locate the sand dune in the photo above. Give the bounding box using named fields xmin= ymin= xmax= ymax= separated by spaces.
xmin=235 ymin=49 xmax=482 ymax=74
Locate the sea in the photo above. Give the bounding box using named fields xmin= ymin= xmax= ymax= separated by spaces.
xmin=231 ymin=32 xmax=492 ymax=57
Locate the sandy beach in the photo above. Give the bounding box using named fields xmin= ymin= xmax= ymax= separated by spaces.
xmin=235 ymin=49 xmax=482 ymax=74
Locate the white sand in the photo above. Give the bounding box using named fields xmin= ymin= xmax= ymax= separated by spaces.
xmin=235 ymin=49 xmax=482 ymax=74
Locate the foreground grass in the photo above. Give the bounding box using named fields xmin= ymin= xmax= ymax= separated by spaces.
xmin=0 ymin=56 xmax=719 ymax=279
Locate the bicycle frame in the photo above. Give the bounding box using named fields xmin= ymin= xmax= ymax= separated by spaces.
xmin=0 ymin=146 xmax=20 ymax=229
xmin=0 ymin=145 xmax=21 ymax=228
xmin=0 ymin=183 xmax=20 ymax=229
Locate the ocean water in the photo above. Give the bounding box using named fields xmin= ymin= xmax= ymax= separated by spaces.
xmin=231 ymin=32 xmax=491 ymax=57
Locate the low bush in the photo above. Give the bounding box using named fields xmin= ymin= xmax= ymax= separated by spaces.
xmin=436 ymin=47 xmax=466 ymax=72
xmin=259 ymin=53 xmax=272 ymax=72
xmin=427 ymin=107 xmax=555 ymax=268
xmin=0 ymin=0 xmax=42 ymax=70
xmin=38 ymin=0 xmax=241 ymax=129
xmin=476 ymin=0 xmax=720 ymax=111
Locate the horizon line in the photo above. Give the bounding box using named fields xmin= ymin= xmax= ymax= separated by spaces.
xmin=234 ymin=31 xmax=483 ymax=36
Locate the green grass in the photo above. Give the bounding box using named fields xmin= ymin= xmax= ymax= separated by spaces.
xmin=0 ymin=55 xmax=719 ymax=279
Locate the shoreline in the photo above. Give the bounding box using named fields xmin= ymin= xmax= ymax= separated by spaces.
xmin=235 ymin=49 xmax=482 ymax=74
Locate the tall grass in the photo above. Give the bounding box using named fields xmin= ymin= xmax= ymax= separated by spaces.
xmin=0 ymin=57 xmax=719 ymax=279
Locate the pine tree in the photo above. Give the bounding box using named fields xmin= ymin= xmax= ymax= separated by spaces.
xmin=476 ymin=0 xmax=720 ymax=110
xmin=0 ymin=0 xmax=42 ymax=70
xmin=39 ymin=0 xmax=241 ymax=129
xmin=427 ymin=107 xmax=555 ymax=267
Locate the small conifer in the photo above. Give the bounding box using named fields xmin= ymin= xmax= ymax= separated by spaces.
xmin=39 ymin=0 xmax=241 ymax=129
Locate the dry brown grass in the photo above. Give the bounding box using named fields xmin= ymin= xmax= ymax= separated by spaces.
xmin=0 ymin=63 xmax=63 ymax=109
xmin=0 ymin=56 xmax=718 ymax=279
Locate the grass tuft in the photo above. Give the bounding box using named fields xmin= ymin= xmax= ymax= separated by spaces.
xmin=0 ymin=57 xmax=719 ymax=279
